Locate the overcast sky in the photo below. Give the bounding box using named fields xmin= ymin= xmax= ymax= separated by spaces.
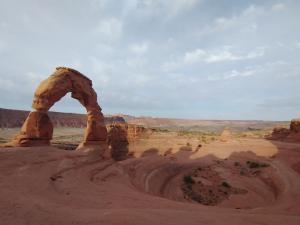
xmin=0 ymin=0 xmax=299 ymax=120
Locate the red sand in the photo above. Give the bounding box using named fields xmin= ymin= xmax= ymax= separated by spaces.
xmin=0 ymin=138 xmax=300 ymax=225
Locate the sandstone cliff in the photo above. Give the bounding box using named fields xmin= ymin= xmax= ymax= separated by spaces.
xmin=0 ymin=108 xmax=125 ymax=128
xmin=267 ymin=118 xmax=300 ymax=142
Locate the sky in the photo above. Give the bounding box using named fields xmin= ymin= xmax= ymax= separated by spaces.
xmin=0 ymin=0 xmax=299 ymax=120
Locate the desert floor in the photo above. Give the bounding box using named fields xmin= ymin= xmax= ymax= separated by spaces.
xmin=0 ymin=129 xmax=300 ymax=225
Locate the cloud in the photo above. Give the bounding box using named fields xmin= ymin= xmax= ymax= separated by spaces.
xmin=223 ymin=69 xmax=256 ymax=80
xmin=207 ymin=68 xmax=256 ymax=81
xmin=197 ymin=5 xmax=265 ymax=36
xmin=168 ymin=0 xmax=202 ymax=15
xmin=129 ymin=42 xmax=149 ymax=55
xmin=0 ymin=0 xmax=299 ymax=120
xmin=94 ymin=18 xmax=123 ymax=42
xmin=184 ymin=48 xmax=243 ymax=64
xmin=162 ymin=46 xmax=265 ymax=71
xmin=212 ymin=17 xmax=237 ymax=31
xmin=242 ymin=5 xmax=265 ymax=17
xmin=271 ymin=3 xmax=286 ymax=12
xmin=131 ymin=0 xmax=203 ymax=20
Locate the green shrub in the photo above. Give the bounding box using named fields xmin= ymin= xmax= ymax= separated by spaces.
xmin=234 ymin=162 xmax=240 ymax=167
xmin=246 ymin=161 xmax=269 ymax=169
xmin=183 ymin=175 xmax=195 ymax=185
xmin=221 ymin=181 xmax=231 ymax=188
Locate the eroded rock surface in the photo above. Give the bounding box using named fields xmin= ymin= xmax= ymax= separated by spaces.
xmin=127 ymin=124 xmax=148 ymax=142
xmin=267 ymin=118 xmax=300 ymax=142
xmin=107 ymin=124 xmax=129 ymax=161
xmin=290 ymin=119 xmax=300 ymax=133
xmin=12 ymin=111 xmax=53 ymax=146
xmin=8 ymin=67 xmax=108 ymax=155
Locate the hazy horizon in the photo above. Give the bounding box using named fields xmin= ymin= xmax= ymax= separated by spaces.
xmin=0 ymin=106 xmax=291 ymax=122
xmin=0 ymin=0 xmax=299 ymax=120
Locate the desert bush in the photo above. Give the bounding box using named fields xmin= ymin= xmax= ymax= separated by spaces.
xmin=246 ymin=161 xmax=269 ymax=169
xmin=183 ymin=175 xmax=195 ymax=185
xmin=234 ymin=162 xmax=240 ymax=167
xmin=221 ymin=181 xmax=231 ymax=188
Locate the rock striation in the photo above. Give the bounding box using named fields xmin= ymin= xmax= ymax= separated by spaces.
xmin=127 ymin=124 xmax=147 ymax=142
xmin=107 ymin=124 xmax=129 ymax=161
xmin=220 ymin=128 xmax=233 ymax=142
xmin=8 ymin=67 xmax=108 ymax=155
xmin=267 ymin=118 xmax=300 ymax=142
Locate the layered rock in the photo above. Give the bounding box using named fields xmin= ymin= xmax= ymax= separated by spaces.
xmin=267 ymin=127 xmax=290 ymax=141
xmin=12 ymin=111 xmax=53 ymax=146
xmin=107 ymin=124 xmax=129 ymax=161
xmin=267 ymin=118 xmax=300 ymax=142
xmin=8 ymin=67 xmax=108 ymax=156
xmin=127 ymin=124 xmax=148 ymax=142
xmin=290 ymin=119 xmax=300 ymax=133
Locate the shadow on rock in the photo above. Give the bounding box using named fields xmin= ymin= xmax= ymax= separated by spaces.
xmin=107 ymin=124 xmax=129 ymax=161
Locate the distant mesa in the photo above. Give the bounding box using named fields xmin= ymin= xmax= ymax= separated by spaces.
xmin=0 ymin=108 xmax=125 ymax=128
xmin=5 ymin=67 xmax=108 ymax=155
xmin=267 ymin=118 xmax=300 ymax=142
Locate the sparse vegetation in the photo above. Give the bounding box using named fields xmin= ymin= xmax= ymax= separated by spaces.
xmin=0 ymin=137 xmax=6 ymax=143
xmin=182 ymin=166 xmax=247 ymax=206
xmin=183 ymin=175 xmax=195 ymax=185
xmin=151 ymin=128 xmax=170 ymax=133
xmin=234 ymin=162 xmax=241 ymax=167
xmin=246 ymin=161 xmax=269 ymax=169
xmin=177 ymin=130 xmax=217 ymax=144
xmin=238 ymin=160 xmax=270 ymax=177
xmin=221 ymin=181 xmax=231 ymax=188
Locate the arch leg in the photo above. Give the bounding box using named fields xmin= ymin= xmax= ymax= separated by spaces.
xmin=10 ymin=110 xmax=53 ymax=146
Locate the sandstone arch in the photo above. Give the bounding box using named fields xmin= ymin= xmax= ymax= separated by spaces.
xmin=10 ymin=67 xmax=108 ymax=154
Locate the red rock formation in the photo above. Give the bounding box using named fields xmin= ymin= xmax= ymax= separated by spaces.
xmin=290 ymin=119 xmax=300 ymax=133
xmin=127 ymin=124 xmax=148 ymax=142
xmin=267 ymin=118 xmax=300 ymax=142
xmin=8 ymin=67 xmax=108 ymax=155
xmin=14 ymin=111 xmax=53 ymax=146
xmin=107 ymin=124 xmax=129 ymax=161
xmin=267 ymin=127 xmax=290 ymax=141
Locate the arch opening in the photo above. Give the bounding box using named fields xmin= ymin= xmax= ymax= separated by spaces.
xmin=9 ymin=67 xmax=108 ymax=155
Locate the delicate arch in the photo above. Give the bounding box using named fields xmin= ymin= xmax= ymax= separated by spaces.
xmin=10 ymin=67 xmax=108 ymax=154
